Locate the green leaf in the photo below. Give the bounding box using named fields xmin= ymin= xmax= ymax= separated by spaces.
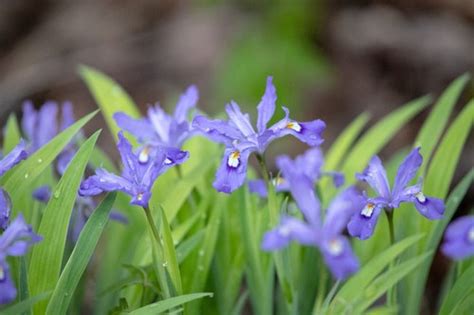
xmin=332 ymin=234 xmax=424 ymax=307
xmin=424 ymin=100 xmax=473 ymax=199
xmin=46 ymin=192 xmax=117 ymax=315
xmin=439 ymin=264 xmax=474 ymax=315
xmin=341 ymin=96 xmax=430 ymax=184
xmin=2 ymin=111 xmax=98 ymax=216
xmin=415 ymin=74 xmax=470 ymax=173
xmin=128 ymin=293 xmax=213 ymax=315
xmin=28 ymin=131 xmax=100 ymax=315
xmin=0 ymin=292 xmax=51 ymax=315
xmin=78 ymin=65 xmax=140 ymax=140
xmin=2 ymin=114 xmax=22 ymax=154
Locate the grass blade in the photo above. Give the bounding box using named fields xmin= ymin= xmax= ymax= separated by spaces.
xmin=46 ymin=192 xmax=117 ymax=315
xmin=0 ymin=292 xmax=51 ymax=315
xmin=439 ymin=264 xmax=474 ymax=315
xmin=2 ymin=114 xmax=22 ymax=154
xmin=129 ymin=293 xmax=213 ymax=315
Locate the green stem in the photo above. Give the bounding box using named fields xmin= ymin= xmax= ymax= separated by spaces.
xmin=312 ymin=265 xmax=328 ymax=314
xmin=143 ymin=206 xmax=171 ymax=299
xmin=386 ymin=210 xmax=397 ymax=307
xmin=319 ymin=280 xmax=341 ymax=314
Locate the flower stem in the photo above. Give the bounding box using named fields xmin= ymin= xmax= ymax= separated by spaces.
xmin=386 ymin=210 xmax=397 ymax=307
xmin=143 ymin=206 xmax=171 ymax=299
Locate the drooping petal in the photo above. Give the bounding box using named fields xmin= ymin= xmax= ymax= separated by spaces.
xmin=261 ymin=216 xmax=317 ymax=251
xmin=356 ymin=155 xmax=391 ymax=200
xmin=192 ymin=115 xmax=241 ymax=146
xmin=213 ymin=148 xmax=253 ymax=194
xmin=174 ymin=85 xmax=199 ymax=123
xmin=0 ymin=140 xmax=28 ymax=176
xmin=0 ymin=189 xmax=12 ymax=230
xmin=79 ymin=168 xmax=133 ymax=197
xmin=32 ymin=186 xmax=52 ymax=203
xmin=256 ymin=76 xmax=277 ymax=133
xmin=347 ymin=201 xmax=384 ymax=240
xmin=442 ymin=215 xmax=474 ymax=260
xmin=248 ymin=179 xmax=268 ymax=198
xmin=413 ymin=195 xmax=445 ymax=220
xmin=113 ymin=112 xmax=156 ymax=143
xmin=324 ymin=187 xmax=365 ymax=237
xmin=0 ymin=261 xmax=17 ymax=305
xmin=225 ymin=101 xmax=256 ymax=138
xmin=0 ymin=214 xmax=42 ymax=258
xmin=277 ymin=155 xmax=321 ymax=227
xmin=320 ymin=236 xmax=359 ymax=280
xmin=392 ymin=147 xmax=422 ymax=199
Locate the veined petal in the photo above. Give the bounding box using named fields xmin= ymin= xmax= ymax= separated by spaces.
xmin=357 ymin=155 xmax=391 ymax=200
xmin=0 ymin=261 xmax=17 ymax=305
xmin=174 ymin=85 xmax=199 ymax=123
xmin=256 ymin=76 xmax=277 ymax=133
xmin=113 ymin=112 xmax=156 ymax=143
xmin=320 ymin=236 xmax=359 ymax=280
xmin=192 ymin=115 xmax=241 ymax=145
xmin=294 ymin=147 xmax=324 ymax=181
xmin=413 ymin=195 xmax=445 ymax=220
xmin=117 ymin=132 xmax=140 ymax=181
xmin=0 ymin=140 xmax=28 ymax=176
xmin=277 ymin=155 xmax=321 ymax=227
xmin=79 ymin=168 xmax=132 ymax=197
xmin=261 ymin=216 xmax=317 ymax=251
xmin=0 ymin=189 xmax=12 ymax=230
xmin=324 ymin=187 xmax=365 ymax=236
xmin=347 ymin=201 xmax=383 ymax=240
xmin=148 ymin=104 xmax=172 ymax=143
xmin=225 ymin=101 xmax=256 ymax=137
xmin=36 ymin=101 xmax=59 ymax=150
xmin=392 ymin=147 xmax=422 ymax=199
xmin=442 ymin=215 xmax=474 ymax=260
xmin=213 ymin=148 xmax=253 ymax=194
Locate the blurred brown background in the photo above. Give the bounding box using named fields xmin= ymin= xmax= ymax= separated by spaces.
xmin=0 ymin=1 xmax=472 ymax=313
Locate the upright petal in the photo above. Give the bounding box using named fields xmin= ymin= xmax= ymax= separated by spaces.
xmin=324 ymin=187 xmax=365 ymax=236
xmin=36 ymin=101 xmax=59 ymax=149
xmin=0 ymin=261 xmax=17 ymax=305
xmin=392 ymin=147 xmax=422 ymax=199
xmin=60 ymin=102 xmax=75 ymax=131
xmin=0 ymin=189 xmax=12 ymax=230
xmin=117 ymin=132 xmax=140 ymax=181
xmin=21 ymin=101 xmax=36 ymax=143
xmin=257 ymin=76 xmax=277 ymax=133
xmin=356 ymin=155 xmax=391 ymax=200
xmin=442 ymin=215 xmax=474 ymax=260
xmin=192 ymin=115 xmax=241 ymax=146
xmin=294 ymin=147 xmax=324 ymax=181
xmin=261 ymin=216 xmax=317 ymax=251
xmin=56 ymin=149 xmax=76 ymax=176
xmin=0 ymin=140 xmax=28 ymax=176
xmin=277 ymin=155 xmax=321 ymax=227
xmin=148 ymin=105 xmax=172 ymax=144
xmin=413 ymin=195 xmax=445 ymax=220
xmin=113 ymin=112 xmax=156 ymax=143
xmin=320 ymin=236 xmax=359 ymax=280
xmin=174 ymin=85 xmax=199 ymax=123
xmin=225 ymin=102 xmax=256 ymax=138
xmin=213 ymin=148 xmax=253 ymax=194
xmin=347 ymin=199 xmax=384 ymax=240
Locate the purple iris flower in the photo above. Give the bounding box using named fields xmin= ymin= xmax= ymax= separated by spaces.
xmin=32 ymin=186 xmax=127 ymax=242
xmin=193 ymin=77 xmax=326 ymax=193
xmin=248 ymin=147 xmax=344 ymax=198
xmin=113 ymin=85 xmax=198 ymax=164
xmin=441 ymin=215 xmax=474 ymax=260
xmin=79 ymin=132 xmax=188 ymax=207
xmin=0 ymin=141 xmax=28 ymax=229
xmin=347 ymin=147 xmax=445 ymax=240
xmin=0 ymin=214 xmax=41 ymax=304
xmin=261 ymin=154 xmax=363 ymax=280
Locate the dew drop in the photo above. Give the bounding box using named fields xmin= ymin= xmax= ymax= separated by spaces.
xmin=54 ymin=190 xmax=61 ymax=199
xmin=198 ymin=265 xmax=204 ymax=271
xmin=198 ymin=250 xmax=204 ymax=257
xmin=162 ymin=261 xmax=168 ymax=268
xmin=24 ymin=173 xmax=29 ymax=179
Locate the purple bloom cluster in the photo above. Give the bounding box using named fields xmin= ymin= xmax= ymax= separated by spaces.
xmin=347 ymin=148 xmax=445 ymax=240
xmin=249 ymin=147 xmax=344 ymax=198
xmin=193 ymin=77 xmax=325 ymax=193
xmin=442 ymin=215 xmax=474 ymax=260
xmin=262 ymin=152 xmax=363 ymax=280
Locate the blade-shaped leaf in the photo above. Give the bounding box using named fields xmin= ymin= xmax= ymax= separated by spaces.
xmin=28 ymin=131 xmax=100 ymax=314
xmin=128 ymin=293 xmax=213 ymax=315
xmin=439 ymin=264 xmax=474 ymax=315
xmin=2 ymin=114 xmax=22 ymax=154
xmin=46 ymin=192 xmax=117 ymax=315
xmin=0 ymin=292 xmax=51 ymax=315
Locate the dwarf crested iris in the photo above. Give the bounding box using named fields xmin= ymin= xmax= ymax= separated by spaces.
xmin=249 ymin=147 xmax=344 ymax=198
xmin=193 ymin=77 xmax=326 ymax=193
xmin=441 ymin=215 xmax=474 ymax=260
xmin=347 ymin=147 xmax=445 ymax=240
xmin=262 ymin=154 xmax=363 ymax=280
xmin=79 ymin=132 xmax=188 ymax=207
xmin=0 ymin=214 xmax=41 ymax=304
xmin=0 ymin=140 xmax=28 ymax=229
xmin=113 ymin=85 xmax=198 ymax=164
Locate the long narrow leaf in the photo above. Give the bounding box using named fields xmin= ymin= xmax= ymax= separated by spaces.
xmin=129 ymin=293 xmax=213 ymax=315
